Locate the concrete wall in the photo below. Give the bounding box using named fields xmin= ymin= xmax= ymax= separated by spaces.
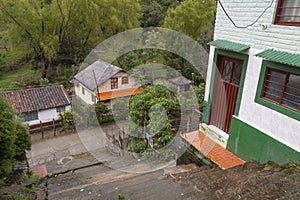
xmin=227 ymin=116 xmax=300 ymax=165
xmin=214 ymin=0 xmax=300 ymax=54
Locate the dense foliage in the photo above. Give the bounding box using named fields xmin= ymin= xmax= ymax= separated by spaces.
xmin=0 ymin=0 xmax=215 ymax=92
xmin=128 ymin=85 xmax=179 ymax=152
xmin=139 ymin=0 xmax=183 ymax=27
xmin=0 ymin=0 xmax=140 ymax=79
xmin=0 ymin=96 xmax=31 ymax=178
xmin=164 ymin=0 xmax=216 ymax=49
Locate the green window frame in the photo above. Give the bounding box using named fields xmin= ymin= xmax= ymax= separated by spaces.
xmin=255 ymin=60 xmax=300 ymax=121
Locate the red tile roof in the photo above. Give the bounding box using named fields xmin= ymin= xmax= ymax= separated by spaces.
xmin=2 ymin=85 xmax=71 ymax=113
xmin=181 ymin=131 xmax=245 ymax=169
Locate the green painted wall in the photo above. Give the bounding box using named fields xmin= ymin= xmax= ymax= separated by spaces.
xmin=203 ymin=101 xmax=210 ymax=124
xmin=227 ymin=116 xmax=300 ymax=165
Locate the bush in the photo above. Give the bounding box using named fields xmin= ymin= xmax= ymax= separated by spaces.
xmin=0 ymin=96 xmax=31 ymax=178
xmin=128 ymin=138 xmax=147 ymax=154
xmin=59 ymin=109 xmax=77 ymax=130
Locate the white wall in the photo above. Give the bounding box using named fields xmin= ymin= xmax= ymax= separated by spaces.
xmin=204 ymin=46 xmax=216 ymax=102
xmin=98 ymin=72 xmax=137 ymax=93
xmin=237 ymin=48 xmax=300 ymax=152
xmin=214 ymin=0 xmax=300 ymax=54
xmin=27 ymin=105 xmax=71 ymax=126
xmin=74 ymin=83 xmax=95 ymax=105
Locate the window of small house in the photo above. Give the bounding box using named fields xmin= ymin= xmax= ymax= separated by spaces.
xmin=122 ymin=76 xmax=129 ymax=84
xmin=56 ymin=106 xmax=65 ymax=113
xmin=91 ymin=94 xmax=96 ymax=102
xmin=261 ymin=68 xmax=300 ymax=112
xmin=23 ymin=111 xmax=38 ymax=121
xmin=111 ymin=77 xmax=118 ymax=89
xmin=275 ymin=0 xmax=300 ymax=26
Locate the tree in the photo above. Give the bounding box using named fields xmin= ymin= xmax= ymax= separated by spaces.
xmin=128 ymin=85 xmax=179 ymax=151
xmin=0 ymin=96 xmax=31 ymax=178
xmin=0 ymin=0 xmax=140 ymax=79
xmin=163 ymin=0 xmax=216 ymax=49
xmin=139 ymin=0 xmax=183 ymax=27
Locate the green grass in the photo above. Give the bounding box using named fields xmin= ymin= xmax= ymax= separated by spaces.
xmin=73 ymin=153 xmax=88 ymax=159
xmin=0 ymin=67 xmax=41 ymax=92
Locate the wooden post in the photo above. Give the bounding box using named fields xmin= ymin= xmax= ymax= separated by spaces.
xmin=53 ymin=118 xmax=56 ymax=137
xmin=40 ymin=121 xmax=44 ymax=139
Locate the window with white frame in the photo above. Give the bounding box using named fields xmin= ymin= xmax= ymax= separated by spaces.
xmin=111 ymin=77 xmax=118 ymax=89
xmin=56 ymin=106 xmax=65 ymax=113
xmin=122 ymin=76 xmax=129 ymax=84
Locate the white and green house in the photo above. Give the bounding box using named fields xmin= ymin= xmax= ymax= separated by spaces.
xmin=202 ymin=0 xmax=300 ymax=165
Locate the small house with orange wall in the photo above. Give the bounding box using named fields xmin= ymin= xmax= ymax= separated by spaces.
xmin=74 ymin=60 xmax=143 ymax=105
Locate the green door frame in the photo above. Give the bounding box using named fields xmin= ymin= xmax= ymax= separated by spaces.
xmin=203 ymin=48 xmax=249 ymax=126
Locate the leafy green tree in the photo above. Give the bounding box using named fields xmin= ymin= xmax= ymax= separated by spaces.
xmin=163 ymin=0 xmax=216 ymax=49
xmin=112 ymin=98 xmax=129 ymax=120
xmin=128 ymin=85 xmax=179 ymax=150
xmin=140 ymin=0 xmax=183 ymax=27
xmin=0 ymin=96 xmax=31 ymax=178
xmin=0 ymin=0 xmax=140 ymax=79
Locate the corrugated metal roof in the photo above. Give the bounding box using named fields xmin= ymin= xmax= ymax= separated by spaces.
xmin=208 ymin=39 xmax=250 ymax=52
xmin=168 ymin=76 xmax=192 ymax=86
xmin=74 ymin=60 xmax=123 ymax=91
xmin=255 ymin=49 xmax=300 ymax=67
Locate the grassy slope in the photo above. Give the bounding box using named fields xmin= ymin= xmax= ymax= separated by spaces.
xmin=0 ymin=67 xmax=42 ymax=92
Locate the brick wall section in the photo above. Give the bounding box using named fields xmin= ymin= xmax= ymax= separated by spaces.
xmin=214 ymin=0 xmax=300 ymax=53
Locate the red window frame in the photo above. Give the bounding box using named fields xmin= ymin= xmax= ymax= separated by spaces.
xmin=274 ymin=0 xmax=300 ymax=26
xmin=262 ymin=67 xmax=300 ymax=112
xmin=122 ymin=76 xmax=129 ymax=84
xmin=111 ymin=77 xmax=118 ymax=89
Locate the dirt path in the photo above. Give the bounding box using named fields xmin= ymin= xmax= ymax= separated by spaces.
xmin=27 ymin=121 xmax=128 ymax=170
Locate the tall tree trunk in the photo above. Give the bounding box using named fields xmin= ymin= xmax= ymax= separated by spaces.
xmin=42 ymin=54 xmax=48 ymax=79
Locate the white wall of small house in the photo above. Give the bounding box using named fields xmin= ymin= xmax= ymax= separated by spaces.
xmin=74 ymin=83 xmax=95 ymax=105
xmin=97 ymin=72 xmax=137 ymax=93
xmin=26 ymin=105 xmax=71 ymax=126
xmin=214 ymin=0 xmax=300 ymax=54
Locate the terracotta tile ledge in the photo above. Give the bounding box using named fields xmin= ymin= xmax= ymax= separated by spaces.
xmin=181 ymin=131 xmax=245 ymax=169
